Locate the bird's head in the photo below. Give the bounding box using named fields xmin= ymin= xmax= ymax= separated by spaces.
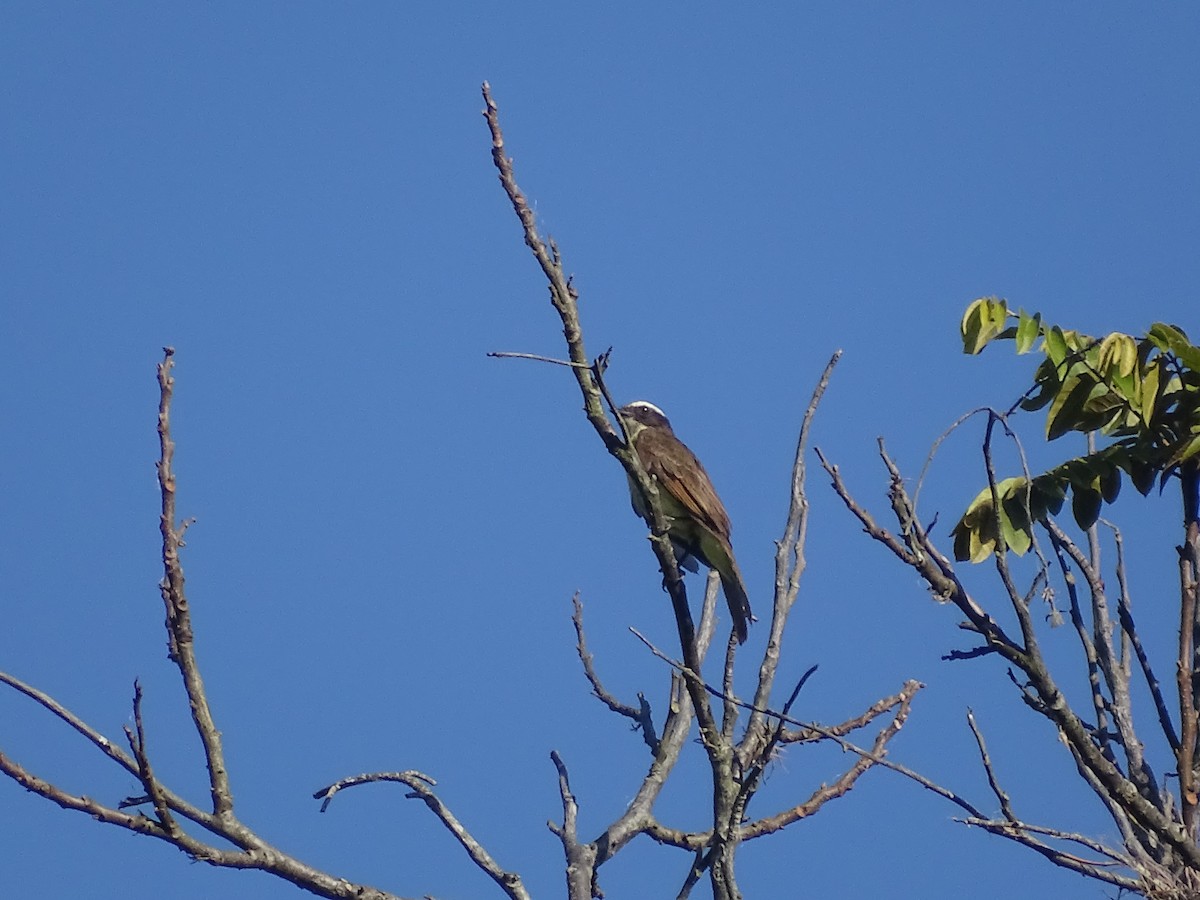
xmin=620 ymin=400 xmax=672 ymax=434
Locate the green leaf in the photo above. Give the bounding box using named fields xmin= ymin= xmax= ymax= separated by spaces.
xmin=1097 ymin=332 xmax=1138 ymax=379
xmin=957 ymin=498 xmax=998 ymax=561
xmin=1109 ymin=366 xmax=1138 ymax=407
xmin=952 ymin=484 xmax=1003 ymax=562
xmin=1140 ymin=359 xmax=1163 ymax=424
xmin=1075 ymin=396 xmax=1127 ymax=436
xmin=1147 ymin=322 xmax=1200 ymax=371
xmin=1177 ymin=343 xmax=1200 ymax=372
xmin=952 ymin=518 xmax=972 ymax=562
xmin=1099 ymin=464 xmax=1122 ymax=503
xmin=970 ymin=530 xmax=996 ymax=563
xmin=1166 ymin=433 xmax=1200 ymax=469
xmin=998 ymin=508 xmax=1033 ymax=555
xmin=1021 ymin=361 xmax=1061 ymax=412
xmin=1063 ymin=458 xmax=1102 ymax=495
xmin=1129 ymin=458 xmax=1156 ymax=495
xmin=1071 ymin=487 xmax=1103 ymax=530
xmin=1015 ymin=310 xmax=1041 ymax=355
xmin=1044 ymin=326 xmax=1069 ymax=366
xmin=957 ymin=309 xmax=1200 ymax=547
xmin=1148 ymin=322 xmax=1188 ymax=353
xmin=1030 ymin=476 xmax=1067 ymax=518
xmin=962 ymin=297 xmax=1009 ymax=355
xmin=1047 ymin=373 xmax=1097 ymax=441
xmin=1000 ymin=480 xmax=1033 ymax=525
xmin=988 ymin=300 xmax=1010 ymax=335
xmin=1060 ymin=329 xmax=1091 ymax=353
xmin=1159 ymin=467 xmax=1175 ymax=494
xmin=997 ymin=483 xmax=1034 ymax=555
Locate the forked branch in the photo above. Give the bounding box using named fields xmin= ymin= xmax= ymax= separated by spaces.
xmin=0 ymin=350 xmax=419 ymax=900
xmin=818 ymin=409 xmax=1200 ymax=894
xmin=482 ymin=82 xmax=922 ymax=899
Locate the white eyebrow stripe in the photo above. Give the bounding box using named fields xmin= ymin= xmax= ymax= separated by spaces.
xmin=626 ymin=400 xmax=665 ymax=416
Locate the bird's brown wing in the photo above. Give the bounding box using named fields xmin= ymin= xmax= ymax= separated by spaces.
xmin=633 ymin=423 xmax=753 ymax=643
xmin=635 ymin=427 xmax=733 ymax=541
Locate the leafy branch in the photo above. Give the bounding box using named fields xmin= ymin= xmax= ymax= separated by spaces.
xmin=821 ymin=299 xmax=1200 ymax=898
xmin=954 ymin=297 xmax=1200 ymax=562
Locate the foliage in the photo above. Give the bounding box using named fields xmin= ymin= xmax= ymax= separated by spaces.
xmin=820 ymin=301 xmax=1200 ymax=897
xmin=953 ymin=297 xmax=1200 ymax=562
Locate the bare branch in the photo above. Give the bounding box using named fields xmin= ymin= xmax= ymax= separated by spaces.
xmin=1103 ymin=519 xmax=1181 ymax=751
xmin=481 ymin=83 xmax=616 ymax=453
xmin=965 ymin=705 xmax=1145 ymax=888
xmin=1179 ymin=525 xmax=1200 ymax=836
xmin=981 ymin=417 xmax=1044 ymax=662
xmin=0 ymin=669 xmax=140 ymax=777
xmin=736 ymin=667 xmax=816 ymax=815
xmin=571 ymin=594 xmax=659 ymax=752
xmin=743 ymin=351 xmax=840 ymax=761
xmin=314 ymin=769 xmax=530 ymax=899
xmin=312 ymin=769 xmax=435 ymax=813
xmin=957 ymin=816 xmax=1144 ymax=890
xmin=124 ymin=679 xmax=180 ymax=839
xmin=828 ymin=427 xmax=1200 ymax=883
xmin=549 ymin=752 xmax=599 ymax=900
xmin=487 ymin=350 xmax=591 ymax=368
xmin=741 ymin=683 xmax=915 ymax=837
xmin=943 ymin=645 xmax=1000 ymax=662
xmin=0 ymin=740 xmax=402 ymax=899
xmin=777 ymin=682 xmax=910 ymax=746
xmin=155 ymin=348 xmax=232 ymax=818
xmin=627 ymin=628 xmax=960 ymax=806
xmin=485 ymin=83 xmax=760 ymax=896
xmin=676 ymin=849 xmax=707 ymax=899
xmin=966 ymin=709 xmax=1016 ymax=822
xmin=1045 ymin=525 xmax=1113 ymax=761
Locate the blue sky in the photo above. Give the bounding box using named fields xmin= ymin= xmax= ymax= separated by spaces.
xmin=3 ymin=4 xmax=1199 ymax=898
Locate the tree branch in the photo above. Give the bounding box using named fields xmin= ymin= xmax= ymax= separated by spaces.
xmin=314 ymin=771 xmax=530 ymax=900
xmin=155 ymin=348 xmax=232 ymax=819
xmin=823 ymin=423 xmax=1200 ymax=887
xmin=571 ymin=594 xmax=659 ymax=753
xmin=742 ymin=350 xmax=841 ymax=765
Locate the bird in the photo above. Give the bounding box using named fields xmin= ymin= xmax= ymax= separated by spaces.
xmin=618 ymin=400 xmax=753 ymax=643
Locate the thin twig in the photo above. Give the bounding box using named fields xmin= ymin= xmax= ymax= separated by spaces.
xmin=571 ymin=594 xmax=659 ymax=753
xmin=831 ymin=433 xmax=1200 ymax=873
xmin=156 ymin=348 xmax=232 ymax=818
xmin=743 ymin=351 xmax=840 ymax=761
xmin=1102 ymin=519 xmax=1180 ymax=751
xmin=966 ymin=709 xmax=1016 ymax=821
xmin=549 ymin=751 xmax=598 ymax=900
xmin=0 ymin=670 xmax=140 ymax=776
xmin=626 ymin=630 xmax=957 ymax=809
xmin=487 ymin=350 xmax=591 ymax=367
xmin=315 ymin=769 xmax=529 ymax=900
xmin=738 ymin=666 xmax=816 ymax=806
xmin=777 ymin=684 xmax=909 ymax=745
xmin=742 ymin=684 xmax=915 ymax=837
xmin=124 ymin=680 xmax=180 ymax=838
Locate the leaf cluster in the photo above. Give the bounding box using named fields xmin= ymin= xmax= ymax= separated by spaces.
xmin=953 ymin=297 xmax=1200 ymax=562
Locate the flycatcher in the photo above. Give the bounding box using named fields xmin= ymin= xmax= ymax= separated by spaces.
xmin=619 ymin=401 xmax=753 ymax=643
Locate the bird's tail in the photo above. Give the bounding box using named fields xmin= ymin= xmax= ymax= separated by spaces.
xmin=719 ymin=557 xmax=754 ymax=645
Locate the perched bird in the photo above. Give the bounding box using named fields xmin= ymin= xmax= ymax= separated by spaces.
xmin=619 ymin=401 xmax=753 ymax=643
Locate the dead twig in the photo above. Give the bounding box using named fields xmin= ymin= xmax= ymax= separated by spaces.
xmin=315 ymin=771 xmax=531 ymax=900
